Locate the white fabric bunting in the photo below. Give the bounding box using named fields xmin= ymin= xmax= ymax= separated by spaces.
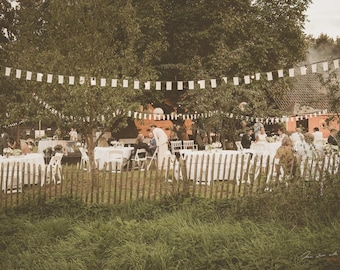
xmin=47 ymin=74 xmax=53 ymax=83
xmin=177 ymin=81 xmax=183 ymax=90
xmin=144 ymin=81 xmax=150 ymax=90
xmin=123 ymin=79 xmax=128 ymax=88
xmin=267 ymin=72 xmax=273 ymax=81
xmin=58 ymin=75 xmax=64 ymax=84
xmin=155 ymin=81 xmax=161 ymax=90
xmin=188 ymin=81 xmax=194 ymax=90
xmin=198 ymin=80 xmax=205 ymax=89
xmin=26 ymin=71 xmax=32 ymax=80
xmin=211 ymin=79 xmax=217 ymax=88
xmin=244 ymin=75 xmax=250 ymax=84
xmin=134 ymin=80 xmax=140 ymax=89
xmin=111 ymin=79 xmax=117 ymax=87
xmin=288 ymin=68 xmax=294 ymax=77
xmin=233 ymin=77 xmax=239 ymax=85
xmin=69 ymin=76 xmax=75 ymax=85
xmin=100 ymin=78 xmax=106 ymax=87
xmin=278 ymin=69 xmax=284 ymax=78
xmin=5 ymin=67 xmax=11 ymax=76
xmin=15 ymin=69 xmax=21 ymax=79
xmin=166 ymin=81 xmax=172 ymax=90
xmin=37 ymin=73 xmax=43 ymax=82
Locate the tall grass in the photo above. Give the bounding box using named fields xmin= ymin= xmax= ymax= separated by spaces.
xmin=0 ymin=177 xmax=339 ymax=270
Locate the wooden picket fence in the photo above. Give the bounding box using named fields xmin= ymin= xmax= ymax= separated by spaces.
xmin=0 ymin=152 xmax=339 ymax=208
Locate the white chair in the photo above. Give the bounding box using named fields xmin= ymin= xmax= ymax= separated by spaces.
xmin=147 ymin=149 xmax=158 ymax=170
xmin=182 ymin=140 xmax=198 ymax=150
xmin=79 ymin=147 xmax=89 ymax=170
xmin=108 ymin=149 xmax=124 ymax=172
xmin=132 ymin=148 xmax=148 ymax=170
xmin=44 ymin=153 xmax=63 ymax=185
xmin=235 ymin=141 xmax=243 ymax=151
xmin=170 ymin=141 xmax=182 ymax=154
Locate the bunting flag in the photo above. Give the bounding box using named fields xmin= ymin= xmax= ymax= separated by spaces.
xmin=1 ymin=57 xmax=339 ymax=90
xmin=31 ymin=93 xmax=329 ymax=127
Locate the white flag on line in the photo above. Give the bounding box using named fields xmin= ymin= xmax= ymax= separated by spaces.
xmin=100 ymin=78 xmax=106 ymax=87
xmin=16 ymin=69 xmax=22 ymax=79
xmin=267 ymin=72 xmax=273 ymax=81
xmin=211 ymin=79 xmax=217 ymax=88
xmin=233 ymin=77 xmax=239 ymax=85
xmin=123 ymin=79 xmax=128 ymax=87
xmin=155 ymin=81 xmax=161 ymax=90
xmin=177 ymin=81 xmax=183 ymax=90
xmin=58 ymin=75 xmax=64 ymax=84
xmin=69 ymin=76 xmax=75 ymax=85
xmin=289 ymin=68 xmax=294 ymax=77
xmin=166 ymin=81 xmax=172 ymax=90
xmin=111 ymin=79 xmax=117 ymax=87
xmin=188 ymin=81 xmax=194 ymax=89
xmin=134 ymin=80 xmax=139 ymax=89
xmin=144 ymin=81 xmax=151 ymax=90
xmin=278 ymin=69 xmax=284 ymax=78
xmin=5 ymin=67 xmax=11 ymax=76
xmin=90 ymin=77 xmax=96 ymax=86
xmin=37 ymin=73 xmax=43 ymax=82
xmin=26 ymin=71 xmax=32 ymax=80
xmin=244 ymin=75 xmax=250 ymax=84
xmin=79 ymin=76 xmax=85 ymax=85
xmin=47 ymin=74 xmax=53 ymax=83
xmin=198 ymin=80 xmax=205 ymax=89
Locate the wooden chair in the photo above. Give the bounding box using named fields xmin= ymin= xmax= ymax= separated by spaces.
xmin=44 ymin=153 xmax=63 ymax=185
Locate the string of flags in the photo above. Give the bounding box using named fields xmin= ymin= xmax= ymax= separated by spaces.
xmin=31 ymin=93 xmax=328 ymax=126
xmin=1 ymin=58 xmax=339 ymax=90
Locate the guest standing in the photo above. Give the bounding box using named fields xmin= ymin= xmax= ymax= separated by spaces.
xmin=150 ymin=124 xmax=169 ymax=169
xmin=241 ymin=128 xmax=253 ymax=149
xmin=327 ymin=129 xmax=338 ymax=151
xmin=148 ymin=132 xmax=157 ymax=154
xmin=0 ymin=129 xmax=9 ymax=155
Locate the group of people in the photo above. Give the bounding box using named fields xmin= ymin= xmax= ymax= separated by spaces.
xmin=131 ymin=124 xmax=168 ymax=169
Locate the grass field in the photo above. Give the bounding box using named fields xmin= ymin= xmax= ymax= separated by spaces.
xmin=0 ymin=180 xmax=339 ymax=270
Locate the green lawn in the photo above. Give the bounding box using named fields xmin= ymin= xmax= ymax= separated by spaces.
xmin=0 ymin=183 xmax=339 ymax=270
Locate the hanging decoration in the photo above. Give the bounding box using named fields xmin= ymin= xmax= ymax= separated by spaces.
xmin=31 ymin=93 xmax=328 ymax=127
xmin=1 ymin=58 xmax=339 ymax=90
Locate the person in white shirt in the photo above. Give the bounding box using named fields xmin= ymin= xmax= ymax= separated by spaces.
xmin=150 ymin=124 xmax=169 ymax=169
xmin=312 ymin=127 xmax=323 ymax=143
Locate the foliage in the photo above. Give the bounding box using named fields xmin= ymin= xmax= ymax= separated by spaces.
xmin=0 ymin=185 xmax=339 ymax=269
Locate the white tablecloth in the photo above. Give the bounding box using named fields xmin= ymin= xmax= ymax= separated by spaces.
xmin=250 ymin=141 xmax=281 ymax=155
xmin=178 ymin=150 xmax=252 ymax=185
xmin=0 ymin=153 xmax=46 ymax=190
xmin=38 ymin=140 xmax=68 ymax=155
xmin=94 ymin=147 xmax=134 ymax=170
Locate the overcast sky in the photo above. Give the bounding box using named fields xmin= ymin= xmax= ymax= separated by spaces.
xmin=304 ymin=0 xmax=340 ymax=39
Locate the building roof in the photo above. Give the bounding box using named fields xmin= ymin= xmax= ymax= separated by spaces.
xmin=274 ymin=71 xmax=335 ymax=115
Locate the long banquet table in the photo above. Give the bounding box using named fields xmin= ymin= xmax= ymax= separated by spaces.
xmin=0 ymin=153 xmax=46 ymax=192
xmin=177 ymin=149 xmax=253 ymax=185
xmin=94 ymin=146 xmax=134 ymax=170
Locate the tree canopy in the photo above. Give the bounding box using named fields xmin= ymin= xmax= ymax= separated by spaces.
xmin=0 ymin=0 xmax=314 ymax=146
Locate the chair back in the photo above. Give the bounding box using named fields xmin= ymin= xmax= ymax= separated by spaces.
xmin=182 ymin=140 xmax=197 ymax=150
xmin=134 ymin=148 xmax=147 ymax=161
xmin=235 ymin=141 xmax=243 ymax=151
xmin=79 ymin=147 xmax=89 ymax=159
xmin=108 ymin=149 xmax=124 ymax=172
xmin=48 ymin=153 xmax=63 ymax=168
xmin=170 ymin=141 xmax=182 ymax=154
